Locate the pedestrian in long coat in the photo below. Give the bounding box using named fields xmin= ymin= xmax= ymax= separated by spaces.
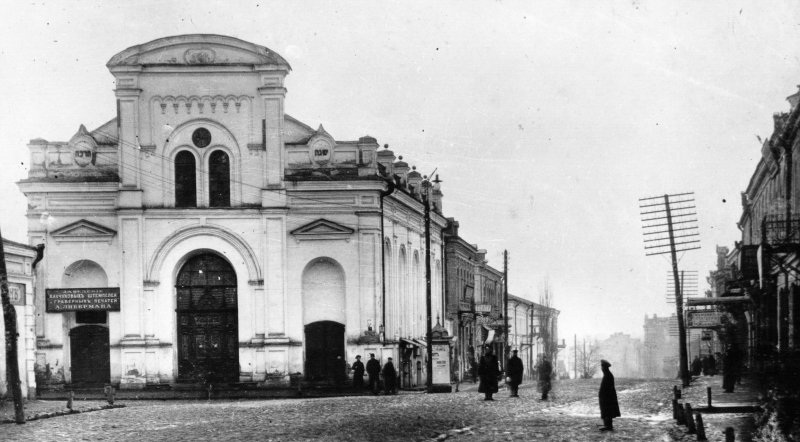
xmin=506 ymin=350 xmax=524 ymax=398
xmin=366 ymin=353 xmax=381 ymax=394
xmin=598 ymin=359 xmax=621 ymax=431
xmin=382 ymin=357 xmax=397 ymax=394
xmin=537 ymin=356 xmax=553 ymax=400
xmin=351 ymin=355 xmax=365 ymax=389
xmin=477 ymin=346 xmax=500 ymax=401
xmin=722 ymin=345 xmax=742 ymax=393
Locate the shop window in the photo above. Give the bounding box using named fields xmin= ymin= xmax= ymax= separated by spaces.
xmin=175 ymin=151 xmax=197 ymax=207
xmin=209 ymin=150 xmax=230 ymax=207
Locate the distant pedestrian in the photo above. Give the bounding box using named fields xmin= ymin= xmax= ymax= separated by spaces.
xmin=537 ymin=355 xmax=553 ymax=400
xmin=382 ymin=357 xmax=397 ymax=394
xmin=722 ymin=345 xmax=742 ymax=393
xmin=691 ymin=356 xmax=702 ymax=376
xmin=709 ymin=354 xmax=718 ymax=376
xmin=366 ymin=353 xmax=381 ymax=394
xmin=598 ymin=359 xmax=620 ymax=432
xmin=352 ymin=355 xmax=365 ymax=389
xmin=506 ymin=349 xmax=523 ymax=398
xmin=478 ymin=345 xmax=499 ymax=401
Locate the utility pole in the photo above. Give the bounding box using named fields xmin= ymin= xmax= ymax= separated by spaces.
xmin=423 ymin=177 xmax=433 ymax=393
xmin=640 ymin=192 xmax=700 ymax=388
xmin=574 ymin=333 xmax=577 ymax=380
xmin=503 ymin=250 xmax=509 ymax=373
xmin=0 ymin=228 xmax=25 ymax=423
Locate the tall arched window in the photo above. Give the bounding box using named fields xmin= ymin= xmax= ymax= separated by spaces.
xmin=175 ymin=151 xmax=196 ymax=208
xmin=209 ymin=150 xmax=230 ymax=207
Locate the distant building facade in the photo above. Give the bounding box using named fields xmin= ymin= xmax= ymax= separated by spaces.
xmin=642 ymin=314 xmax=679 ymax=378
xmin=507 ymin=294 xmax=560 ymax=380
xmin=598 ymin=332 xmax=642 ymax=378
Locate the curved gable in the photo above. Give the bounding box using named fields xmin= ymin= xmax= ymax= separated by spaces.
xmin=107 ymin=34 xmax=291 ymax=69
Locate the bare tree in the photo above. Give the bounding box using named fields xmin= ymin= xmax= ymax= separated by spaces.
xmin=578 ymin=337 xmax=602 ymax=379
xmin=537 ymin=278 xmax=557 ymax=363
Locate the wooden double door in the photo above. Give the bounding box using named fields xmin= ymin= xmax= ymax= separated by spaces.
xmin=305 ymin=321 xmax=345 ymax=383
xmin=176 ymin=254 xmax=239 ymax=383
xmin=70 ymin=325 xmax=110 ymax=385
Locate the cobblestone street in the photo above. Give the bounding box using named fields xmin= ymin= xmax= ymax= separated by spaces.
xmin=1 ymin=379 xmax=703 ymax=441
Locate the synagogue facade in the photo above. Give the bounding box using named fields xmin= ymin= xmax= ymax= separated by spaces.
xmin=18 ymin=34 xmax=447 ymax=389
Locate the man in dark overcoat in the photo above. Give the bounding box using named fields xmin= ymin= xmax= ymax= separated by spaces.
xmin=506 ymin=349 xmax=524 ymax=398
xmin=537 ymin=355 xmax=553 ymax=400
xmin=382 ymin=357 xmax=397 ymax=394
xmin=722 ymin=345 xmax=742 ymax=393
xmin=366 ymin=353 xmax=381 ymax=394
xmin=351 ymin=355 xmax=365 ymax=389
xmin=598 ymin=359 xmax=621 ymax=431
xmin=477 ymin=345 xmax=500 ymax=401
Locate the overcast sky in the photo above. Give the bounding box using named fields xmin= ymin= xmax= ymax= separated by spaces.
xmin=1 ymin=1 xmax=799 ymax=341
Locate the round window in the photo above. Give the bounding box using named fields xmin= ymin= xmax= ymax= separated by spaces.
xmin=192 ymin=128 xmax=212 ymax=148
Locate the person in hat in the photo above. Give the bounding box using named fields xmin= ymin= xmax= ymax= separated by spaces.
xmin=478 ymin=345 xmax=500 ymax=401
xmin=506 ymin=349 xmax=524 ymax=398
xmin=598 ymin=359 xmax=621 ymax=431
xmin=366 ymin=353 xmax=381 ymax=394
xmin=351 ymin=355 xmax=365 ymax=389
xmin=382 ymin=357 xmax=397 ymax=395
xmin=537 ymin=355 xmax=553 ymax=400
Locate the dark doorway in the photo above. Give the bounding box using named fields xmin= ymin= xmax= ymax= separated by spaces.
xmin=304 ymin=321 xmax=345 ymax=383
xmin=176 ymin=254 xmax=239 ymax=383
xmin=69 ymin=325 xmax=110 ymax=385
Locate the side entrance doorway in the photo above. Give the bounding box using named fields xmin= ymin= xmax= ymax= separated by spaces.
xmin=304 ymin=321 xmax=345 ymax=383
xmin=69 ymin=325 xmax=110 ymax=385
xmin=176 ymin=253 xmax=239 ymax=383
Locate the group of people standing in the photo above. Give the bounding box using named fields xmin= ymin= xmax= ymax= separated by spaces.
xmin=689 ymin=344 xmax=743 ymax=393
xmin=349 ymin=353 xmax=398 ymax=395
xmin=476 ymin=346 xmax=554 ymax=401
xmin=475 ymin=345 xmax=620 ymax=432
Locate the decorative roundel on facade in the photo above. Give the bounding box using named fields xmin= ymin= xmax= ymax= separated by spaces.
xmin=310 ymin=138 xmax=332 ymax=165
xmin=192 ymin=128 xmax=212 ymax=148
xmin=73 ymin=141 xmax=94 ymax=167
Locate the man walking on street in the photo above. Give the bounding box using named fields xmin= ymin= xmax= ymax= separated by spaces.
xmin=537 ymin=355 xmax=553 ymax=400
xmin=366 ymin=353 xmax=381 ymax=394
xmin=506 ymin=349 xmax=523 ymax=398
xmin=382 ymin=357 xmax=397 ymax=395
xmin=478 ymin=345 xmax=499 ymax=401
xmin=352 ymin=355 xmax=365 ymax=389
xmin=598 ymin=359 xmax=620 ymax=432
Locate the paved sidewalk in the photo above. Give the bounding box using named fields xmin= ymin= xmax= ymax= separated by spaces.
xmin=672 ymin=375 xmax=762 ymax=442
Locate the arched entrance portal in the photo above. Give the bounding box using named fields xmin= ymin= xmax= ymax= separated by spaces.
xmin=304 ymin=321 xmax=345 ymax=383
xmin=69 ymin=325 xmax=110 ymax=385
xmin=176 ymin=254 xmax=239 ymax=383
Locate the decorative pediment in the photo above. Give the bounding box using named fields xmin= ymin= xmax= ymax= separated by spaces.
xmin=107 ymin=35 xmax=291 ymax=69
xmin=290 ymin=219 xmax=354 ymax=242
xmin=50 ymin=219 xmax=116 ymax=243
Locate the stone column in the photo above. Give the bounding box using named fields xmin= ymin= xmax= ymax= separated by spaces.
xmin=256 ymin=72 xmax=288 ymax=198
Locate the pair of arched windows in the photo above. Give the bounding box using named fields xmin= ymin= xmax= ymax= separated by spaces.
xmin=175 ymin=150 xmax=230 ymax=208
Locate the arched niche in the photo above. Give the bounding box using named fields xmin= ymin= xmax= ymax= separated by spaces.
xmin=301 ymin=257 xmax=346 ymax=325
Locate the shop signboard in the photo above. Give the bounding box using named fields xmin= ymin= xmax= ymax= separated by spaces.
xmin=46 ymin=287 xmax=120 ymax=312
xmin=687 ymin=310 xmax=723 ymax=328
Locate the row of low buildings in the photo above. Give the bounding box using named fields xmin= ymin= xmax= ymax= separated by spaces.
xmin=1 ymin=34 xmax=558 ymax=398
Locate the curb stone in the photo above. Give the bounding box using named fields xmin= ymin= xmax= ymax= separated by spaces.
xmin=0 ymin=404 xmax=126 ymax=424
